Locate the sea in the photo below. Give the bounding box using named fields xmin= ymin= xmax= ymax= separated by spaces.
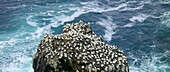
xmin=0 ymin=0 xmax=170 ymax=72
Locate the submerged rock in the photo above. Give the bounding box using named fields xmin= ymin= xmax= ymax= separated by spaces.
xmin=33 ymin=21 xmax=129 ymax=72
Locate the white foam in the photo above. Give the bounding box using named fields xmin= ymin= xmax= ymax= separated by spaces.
xmin=80 ymin=1 xmax=127 ymax=13
xmin=26 ymin=13 xmax=55 ymax=39
xmin=120 ymin=5 xmax=143 ymax=11
xmin=47 ymin=1 xmax=128 ymax=29
xmin=26 ymin=15 xmax=38 ymax=27
xmin=7 ymin=5 xmax=27 ymax=9
xmin=30 ymin=25 xmax=52 ymax=39
xmin=54 ymin=0 xmax=145 ymax=27
xmin=27 ymin=0 xmax=145 ymax=31
xmin=161 ymin=11 xmax=170 ymax=27
xmin=0 ymin=38 xmax=17 ymax=49
xmin=124 ymin=23 xmax=135 ymax=28
xmin=129 ymin=14 xmax=149 ymax=22
xmin=80 ymin=2 xmax=88 ymax=5
xmin=1 ymin=56 xmax=34 ymax=72
xmin=97 ymin=16 xmax=118 ymax=42
xmin=25 ymin=0 xmax=148 ymax=43
xmin=129 ymin=51 xmax=170 ymax=72
xmin=118 ymin=0 xmax=148 ymax=11
xmin=18 ymin=1 xmax=154 ymax=71
xmin=159 ymin=0 xmax=170 ymax=4
xmin=80 ymin=0 xmax=145 ymax=12
xmin=0 ymin=42 xmax=4 ymax=49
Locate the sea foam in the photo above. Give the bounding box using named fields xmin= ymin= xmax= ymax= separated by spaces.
xmin=97 ymin=16 xmax=118 ymax=42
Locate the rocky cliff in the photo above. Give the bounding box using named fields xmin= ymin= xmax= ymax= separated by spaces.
xmin=33 ymin=21 xmax=129 ymax=72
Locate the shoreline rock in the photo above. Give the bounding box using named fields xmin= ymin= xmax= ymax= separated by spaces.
xmin=33 ymin=21 xmax=129 ymax=72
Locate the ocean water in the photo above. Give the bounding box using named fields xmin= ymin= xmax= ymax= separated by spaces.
xmin=0 ymin=0 xmax=170 ymax=72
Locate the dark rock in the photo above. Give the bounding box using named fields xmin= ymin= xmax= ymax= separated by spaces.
xmin=33 ymin=21 xmax=129 ymax=72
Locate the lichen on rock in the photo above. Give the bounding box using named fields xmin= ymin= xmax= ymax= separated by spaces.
xmin=33 ymin=21 xmax=129 ymax=72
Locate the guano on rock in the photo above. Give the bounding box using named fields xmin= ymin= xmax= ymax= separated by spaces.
xmin=33 ymin=21 xmax=129 ymax=72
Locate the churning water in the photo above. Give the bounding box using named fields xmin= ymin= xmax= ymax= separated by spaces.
xmin=0 ymin=0 xmax=170 ymax=72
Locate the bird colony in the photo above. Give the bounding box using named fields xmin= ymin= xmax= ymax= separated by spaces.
xmin=33 ymin=21 xmax=129 ymax=72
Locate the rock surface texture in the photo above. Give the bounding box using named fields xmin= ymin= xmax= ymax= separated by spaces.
xmin=33 ymin=21 xmax=129 ymax=72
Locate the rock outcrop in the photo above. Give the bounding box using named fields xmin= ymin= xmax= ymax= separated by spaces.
xmin=33 ymin=21 xmax=129 ymax=72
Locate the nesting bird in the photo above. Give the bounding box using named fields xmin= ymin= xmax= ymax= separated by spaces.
xmin=33 ymin=21 xmax=129 ymax=72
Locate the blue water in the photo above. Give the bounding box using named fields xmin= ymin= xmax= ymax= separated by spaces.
xmin=0 ymin=0 xmax=170 ymax=72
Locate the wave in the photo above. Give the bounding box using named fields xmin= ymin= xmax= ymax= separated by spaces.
xmin=123 ymin=23 xmax=135 ymax=28
xmin=1 ymin=0 xmax=169 ymax=72
xmin=97 ymin=15 xmax=118 ymax=42
xmin=7 ymin=4 xmax=27 ymax=9
xmin=25 ymin=0 xmax=146 ymax=39
xmin=129 ymin=14 xmax=149 ymax=23
xmin=161 ymin=11 xmax=170 ymax=27
xmin=159 ymin=0 xmax=170 ymax=4
xmin=129 ymin=51 xmax=170 ymax=72
xmin=0 ymin=38 xmax=16 ymax=49
xmin=26 ymin=0 xmax=146 ymax=29
xmin=0 ymin=37 xmax=34 ymax=72
xmin=1 ymin=56 xmax=33 ymax=72
xmin=25 ymin=0 xmax=138 ymax=40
